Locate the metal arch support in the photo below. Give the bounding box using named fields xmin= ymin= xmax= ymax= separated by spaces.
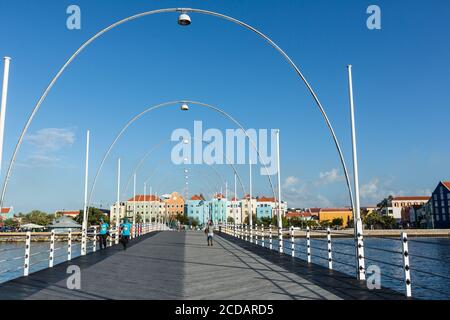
xmin=1 ymin=7 xmax=354 ymax=218
xmin=86 ymin=100 xmax=277 ymax=214
xmin=122 ymin=136 xmax=248 ymax=199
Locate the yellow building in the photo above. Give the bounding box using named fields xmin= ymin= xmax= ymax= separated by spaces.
xmin=318 ymin=208 xmax=352 ymax=227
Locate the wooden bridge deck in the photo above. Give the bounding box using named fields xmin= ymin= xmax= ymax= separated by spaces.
xmin=0 ymin=230 xmax=405 ymax=300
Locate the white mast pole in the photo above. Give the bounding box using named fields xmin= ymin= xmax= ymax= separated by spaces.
xmin=347 ymin=65 xmax=366 ymax=280
xmin=81 ymin=130 xmax=90 ymax=255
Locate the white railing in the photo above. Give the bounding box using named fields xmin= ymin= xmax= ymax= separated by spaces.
xmin=0 ymin=222 xmax=166 ymax=282
xmin=221 ymin=223 xmax=447 ymax=299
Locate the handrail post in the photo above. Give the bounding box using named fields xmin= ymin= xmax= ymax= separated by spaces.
xmin=261 ymin=224 xmax=265 ymax=247
xmin=250 ymin=223 xmax=253 ymax=243
xmin=81 ymin=223 xmax=87 ymax=256
xmin=307 ymin=226 xmax=311 ymax=263
xmin=92 ymin=226 xmax=97 ymax=253
xmin=291 ymin=226 xmax=295 ymax=257
xmin=23 ymin=231 xmax=31 ymax=276
xmin=269 ymin=224 xmax=273 ymax=250
xmin=401 ymin=232 xmax=412 ymax=298
xmin=49 ymin=230 xmax=55 ymax=268
xmin=255 ymin=224 xmax=258 ymax=245
xmin=108 ymin=228 xmax=113 ymax=247
xmin=279 ymin=226 xmax=283 ymax=253
xmin=327 ymin=227 xmax=333 ymax=270
xmin=67 ymin=229 xmax=72 ymax=261
xmin=115 ymin=224 xmax=119 ymax=245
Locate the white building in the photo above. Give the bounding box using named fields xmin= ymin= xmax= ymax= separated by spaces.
xmin=110 ymin=202 xmax=126 ymax=225
xmin=226 ymin=197 xmax=242 ymax=224
xmin=125 ymin=195 xmax=166 ymax=223
xmin=241 ymin=194 xmax=257 ymax=222
xmin=383 ymin=196 xmax=430 ymax=221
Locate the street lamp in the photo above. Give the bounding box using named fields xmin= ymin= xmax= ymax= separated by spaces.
xmin=178 ymin=13 xmax=191 ymax=26
xmin=180 ymin=103 xmax=190 ymax=111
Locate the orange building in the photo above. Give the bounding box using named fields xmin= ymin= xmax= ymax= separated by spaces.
xmin=163 ymin=192 xmax=185 ymax=218
xmin=318 ymin=208 xmax=353 ymax=227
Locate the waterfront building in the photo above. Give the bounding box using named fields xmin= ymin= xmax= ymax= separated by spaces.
xmin=381 ymin=196 xmax=430 ymax=222
xmin=0 ymin=207 xmax=14 ymax=220
xmin=318 ymin=208 xmax=352 ymax=228
xmin=286 ymin=211 xmax=316 ymax=221
xmin=126 ymin=195 xmax=164 ymax=222
xmin=241 ymin=194 xmax=257 ymax=222
xmin=110 ymin=202 xmax=126 ymax=224
xmin=430 ymin=181 xmax=450 ymax=228
xmin=186 ymin=194 xmax=208 ymax=225
xmin=208 ymin=193 xmax=227 ymax=225
xmin=47 ymin=215 xmax=82 ymax=233
xmin=55 ymin=210 xmax=80 ymax=220
xmin=226 ymin=197 xmax=242 ymax=224
xmin=256 ymin=197 xmax=287 ymax=220
xmin=306 ymin=208 xmax=321 ymax=218
xmin=162 ymin=192 xmax=185 ymax=220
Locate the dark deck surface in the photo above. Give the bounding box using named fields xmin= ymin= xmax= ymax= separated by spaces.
xmin=0 ymin=231 xmax=405 ymax=300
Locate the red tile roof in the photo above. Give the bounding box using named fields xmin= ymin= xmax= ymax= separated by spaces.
xmin=286 ymin=212 xmax=311 ymax=218
xmin=257 ymin=196 xmax=277 ymax=202
xmin=1 ymin=208 xmax=11 ymax=214
xmin=392 ymin=196 xmax=430 ymax=201
xmin=128 ymin=195 xmax=161 ymax=202
xmin=58 ymin=211 xmax=79 ymax=217
xmin=442 ymin=181 xmax=450 ymax=191
xmin=320 ymin=208 xmax=352 ymax=212
xmin=190 ymin=195 xmax=204 ymax=201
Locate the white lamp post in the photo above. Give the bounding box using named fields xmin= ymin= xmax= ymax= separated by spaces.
xmin=0 ymin=57 xmax=11 ymax=179
xmin=81 ymin=130 xmax=90 ymax=255
xmin=115 ymin=158 xmax=121 ymax=244
xmin=347 ymin=65 xmax=366 ymax=280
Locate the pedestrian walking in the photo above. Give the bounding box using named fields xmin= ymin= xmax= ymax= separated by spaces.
xmin=205 ymin=220 xmax=214 ymax=246
xmin=99 ymin=218 xmax=109 ymax=250
xmin=120 ymin=218 xmax=132 ymax=250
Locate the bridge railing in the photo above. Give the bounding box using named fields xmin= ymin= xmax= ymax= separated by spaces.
xmin=221 ymin=223 xmax=450 ymax=300
xmin=0 ymin=222 xmax=165 ymax=283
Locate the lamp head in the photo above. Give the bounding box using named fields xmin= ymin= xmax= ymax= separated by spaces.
xmin=178 ymin=13 xmax=191 ymax=26
xmin=180 ymin=103 xmax=189 ymax=111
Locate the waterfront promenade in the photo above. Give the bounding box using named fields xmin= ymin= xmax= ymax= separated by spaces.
xmin=0 ymin=230 xmax=405 ymax=300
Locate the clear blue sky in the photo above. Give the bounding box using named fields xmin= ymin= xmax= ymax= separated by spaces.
xmin=0 ymin=0 xmax=449 ymax=213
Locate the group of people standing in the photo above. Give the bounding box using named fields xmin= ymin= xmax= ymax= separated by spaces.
xmin=97 ymin=217 xmax=132 ymax=250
